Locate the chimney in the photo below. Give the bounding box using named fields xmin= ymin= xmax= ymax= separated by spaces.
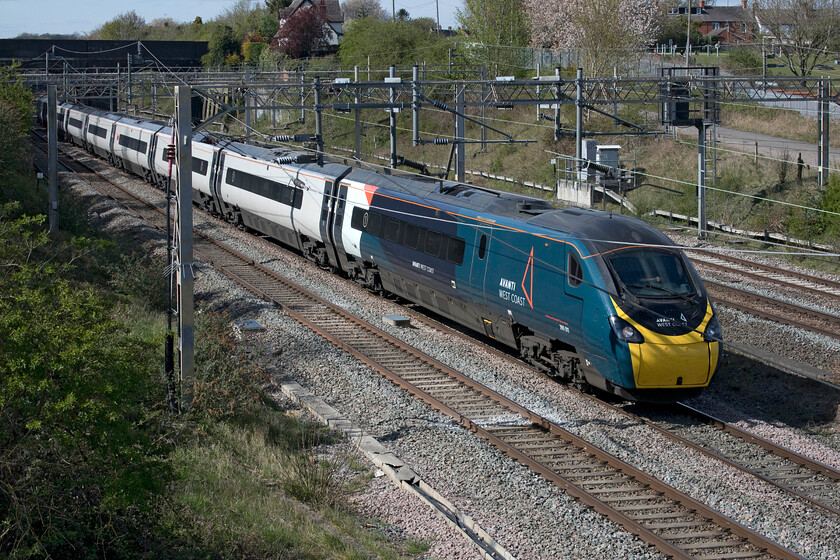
xmin=698 ymin=0 xmax=705 ymax=8
xmin=741 ymin=0 xmax=747 ymax=8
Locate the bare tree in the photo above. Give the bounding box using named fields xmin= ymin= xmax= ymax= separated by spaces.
xmin=525 ymin=0 xmax=658 ymax=77
xmin=755 ymin=0 xmax=840 ymax=77
xmin=341 ymin=0 xmax=387 ymax=21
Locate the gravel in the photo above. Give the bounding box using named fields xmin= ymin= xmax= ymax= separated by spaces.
xmin=61 ymin=155 xmax=840 ymax=560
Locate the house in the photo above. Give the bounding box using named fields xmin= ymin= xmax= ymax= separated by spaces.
xmin=278 ymin=0 xmax=344 ymax=48
xmin=669 ymin=0 xmax=755 ymax=44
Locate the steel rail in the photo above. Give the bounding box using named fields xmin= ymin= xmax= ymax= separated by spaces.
xmin=32 ymin=131 xmax=807 ymax=560
xmin=705 ymin=280 xmax=840 ymax=341
xmin=688 ymin=250 xmax=840 ymax=303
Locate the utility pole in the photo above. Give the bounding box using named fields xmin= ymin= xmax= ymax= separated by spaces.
xmin=174 ymin=86 xmax=195 ymax=412
xmin=819 ymin=78 xmax=830 ymax=188
xmin=575 ymin=68 xmax=583 ymax=181
xmin=47 ymin=85 xmax=58 ymax=234
xmin=697 ymin=122 xmax=709 ymax=238
xmin=388 ymin=66 xmax=398 ymax=169
xmin=685 ymin=0 xmax=692 ymax=66
xmin=455 ymin=85 xmax=466 ymax=182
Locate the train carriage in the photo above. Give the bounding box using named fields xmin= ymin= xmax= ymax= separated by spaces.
xmin=37 ymin=98 xmax=722 ymax=401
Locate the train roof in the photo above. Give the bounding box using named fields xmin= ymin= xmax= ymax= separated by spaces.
xmin=344 ymin=167 xmax=555 ymax=219
xmin=528 ymin=207 xmax=675 ymax=252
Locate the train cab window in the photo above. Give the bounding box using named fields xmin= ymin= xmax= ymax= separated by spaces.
xmin=478 ymin=234 xmax=487 ymax=259
xmin=403 ymin=223 xmax=420 ymax=249
xmin=607 ymin=249 xmax=694 ymax=299
xmin=424 ymin=231 xmax=442 ymax=257
xmin=384 ymin=218 xmax=401 ymax=242
xmin=568 ymin=252 xmax=583 ymax=287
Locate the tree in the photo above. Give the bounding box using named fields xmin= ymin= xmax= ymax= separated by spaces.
xmin=456 ymin=0 xmax=531 ymax=75
xmin=396 ymin=8 xmax=410 ymax=21
xmin=341 ymin=0 xmax=388 ymax=21
xmin=755 ymin=0 xmax=840 ymax=77
xmin=0 ymin=206 xmax=171 ymax=558
xmin=0 ymin=64 xmax=33 ymax=182
xmin=272 ymin=4 xmax=332 ymax=58
xmin=90 ymin=10 xmax=147 ymax=40
xmin=220 ymin=0 xmax=273 ymax=42
xmin=202 ymin=24 xmax=241 ymax=67
xmin=339 ymin=17 xmax=452 ymax=67
xmin=525 ymin=0 xmax=659 ymax=77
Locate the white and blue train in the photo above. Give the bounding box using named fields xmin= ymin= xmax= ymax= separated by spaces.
xmin=39 ymin=99 xmax=722 ymax=401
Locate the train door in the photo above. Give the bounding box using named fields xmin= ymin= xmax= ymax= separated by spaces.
xmin=563 ymin=246 xmax=585 ymax=344
xmin=209 ymin=151 xmax=228 ymax=217
xmin=468 ymin=229 xmax=490 ymax=305
xmin=329 ymin=180 xmax=354 ymax=273
xmin=322 ymin=169 xmax=352 ymax=269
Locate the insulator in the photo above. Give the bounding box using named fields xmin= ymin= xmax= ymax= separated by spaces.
xmin=273 ymin=134 xmax=313 ymax=143
xmin=427 ymin=99 xmax=451 ymax=112
xmin=275 ymin=154 xmax=318 ymax=165
xmin=431 ymin=138 xmax=451 ymax=145
xmin=165 ymin=144 xmax=176 ymax=161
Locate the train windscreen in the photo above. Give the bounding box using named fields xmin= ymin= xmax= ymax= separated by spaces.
xmin=606 ymin=249 xmax=696 ymax=300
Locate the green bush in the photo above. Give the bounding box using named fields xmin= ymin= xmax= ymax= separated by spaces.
xmin=191 ymin=310 xmax=270 ymax=419
xmin=821 ymin=174 xmax=840 ymax=237
xmin=723 ymin=46 xmax=763 ymax=75
xmin=0 ymin=204 xmax=172 ymax=559
xmin=339 ymin=18 xmax=453 ymax=69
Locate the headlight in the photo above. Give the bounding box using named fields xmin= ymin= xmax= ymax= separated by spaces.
xmin=609 ymin=316 xmax=644 ymax=343
xmin=703 ymin=315 xmax=722 ymax=342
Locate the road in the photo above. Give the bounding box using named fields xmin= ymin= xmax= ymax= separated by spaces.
xmin=676 ymin=125 xmax=836 ymax=169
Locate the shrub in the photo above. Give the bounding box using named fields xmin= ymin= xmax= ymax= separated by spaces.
xmin=191 ymin=310 xmax=270 ymax=418
xmin=821 ymin=174 xmax=840 ymax=237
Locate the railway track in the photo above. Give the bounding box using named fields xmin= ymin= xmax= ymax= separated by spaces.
xmin=686 ymin=250 xmax=840 ymax=304
xmin=31 ymin=133 xmax=814 ymax=560
xmin=632 ymin=402 xmax=840 ymax=516
xmin=685 ymin=249 xmax=840 ymax=341
xmin=410 ymin=301 xmax=840 ymax=521
xmin=703 ymin=279 xmax=840 ymax=341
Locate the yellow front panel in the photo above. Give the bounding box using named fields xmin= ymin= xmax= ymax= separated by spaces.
xmin=633 ymin=340 xmax=711 ymax=387
xmin=611 ymin=297 xmax=717 ymax=389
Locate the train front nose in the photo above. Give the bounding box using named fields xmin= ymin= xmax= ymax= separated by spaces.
xmin=610 ymin=299 xmax=721 ymax=390
xmin=628 ymin=335 xmax=718 ymax=388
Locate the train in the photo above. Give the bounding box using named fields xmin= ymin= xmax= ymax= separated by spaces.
xmin=38 ymin=98 xmax=722 ymax=402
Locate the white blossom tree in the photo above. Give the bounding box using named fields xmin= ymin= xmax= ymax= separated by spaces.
xmin=525 ymin=0 xmax=659 ymax=77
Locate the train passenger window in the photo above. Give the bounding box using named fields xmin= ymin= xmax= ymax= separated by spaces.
xmin=446 ymin=237 xmax=465 ymax=265
xmin=384 ymin=218 xmax=400 ymax=242
xmin=424 ymin=231 xmax=442 ymax=257
xmin=568 ymin=252 xmax=583 ymax=287
xmin=192 ymin=158 xmax=209 ymax=176
xmin=403 ymin=223 xmax=420 ymax=249
xmin=478 ymin=234 xmax=487 ymax=260
xmin=367 ymin=211 xmax=382 ymax=236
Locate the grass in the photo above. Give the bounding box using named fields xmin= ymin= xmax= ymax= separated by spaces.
xmin=164 ymin=409 xmax=414 ymax=560
xmin=1 ymin=154 xmax=435 ymax=559
xmin=720 ymin=101 xmax=840 ymax=148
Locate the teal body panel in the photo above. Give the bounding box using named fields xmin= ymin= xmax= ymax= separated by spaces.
xmin=353 ymin=185 xmax=634 ymax=389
